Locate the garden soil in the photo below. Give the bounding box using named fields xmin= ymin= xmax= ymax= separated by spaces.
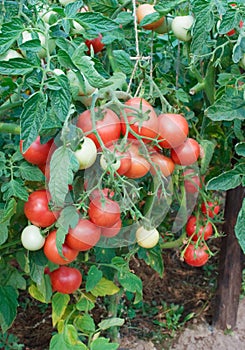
xmin=9 ymin=243 xmax=245 ymax=350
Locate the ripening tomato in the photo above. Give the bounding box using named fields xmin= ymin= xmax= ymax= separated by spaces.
xmin=136 ymin=226 xmax=160 ymax=248
xmin=44 ymin=230 xmax=79 ymax=265
xmin=101 ymin=219 xmax=122 ymax=238
xmin=20 ymin=136 xmax=53 ymax=166
xmin=136 ymin=4 xmax=165 ymax=30
xmin=158 ymin=113 xmax=189 ymax=149
xmin=85 ymin=33 xmax=105 ymax=54
xmin=89 ymin=188 xmax=115 ymax=201
xmin=66 ymin=219 xmax=101 ymax=251
xmin=171 ymin=138 xmax=200 ymax=166
xmin=171 ymin=15 xmax=194 ymax=42
xmin=50 ymin=266 xmax=82 ymax=294
xmin=183 ymin=169 xmax=201 ymax=193
xmin=201 ymin=201 xmax=220 ymax=218
xmin=121 ymin=98 xmax=159 ymax=142
xmin=184 ymin=243 xmax=209 ymax=267
xmin=150 ymin=152 xmax=175 ymax=177
xmin=186 ymin=216 xmax=213 ymax=241
xmin=21 ymin=225 xmax=45 ymax=251
xmin=88 ymin=197 xmax=120 ymax=228
xmin=123 ymin=142 xmax=150 ymax=179
xmin=77 ymin=108 xmax=121 ymax=148
xmin=24 ymin=190 xmax=59 ymax=228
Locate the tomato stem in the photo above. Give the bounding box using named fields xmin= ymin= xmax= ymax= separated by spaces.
xmin=0 ymin=122 xmax=20 ymax=134
xmin=160 ymin=231 xmax=186 ymax=249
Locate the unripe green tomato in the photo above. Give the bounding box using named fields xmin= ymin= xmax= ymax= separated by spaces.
xmin=74 ymin=137 xmax=97 ymax=170
xmin=100 ymin=154 xmax=121 ymax=171
xmin=20 ymin=30 xmax=56 ymax=59
xmin=136 ymin=227 xmax=160 ymax=249
xmin=21 ymin=225 xmax=45 ymax=251
xmin=67 ymin=70 xmax=96 ymax=98
xmin=154 ymin=17 xmax=173 ymax=34
xmin=0 ymin=49 xmax=23 ymax=61
xmin=59 ymin=0 xmax=76 ymax=5
xmin=171 ymin=15 xmax=194 ymax=42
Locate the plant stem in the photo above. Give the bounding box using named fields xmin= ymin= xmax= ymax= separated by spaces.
xmin=0 ymin=123 xmax=20 ymax=134
xmin=0 ymin=100 xmax=23 ymax=114
xmin=160 ymin=231 xmax=186 ymax=249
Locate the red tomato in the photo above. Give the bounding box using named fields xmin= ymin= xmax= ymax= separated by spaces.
xmin=85 ymin=33 xmax=105 ymax=54
xmin=121 ymin=97 xmax=159 ymax=142
xmin=24 ymin=189 xmax=59 ymax=228
xmin=88 ymin=197 xmax=120 ymax=228
xmin=201 ymin=201 xmax=220 ymax=218
xmin=184 ymin=243 xmax=209 ymax=267
xmin=50 ymin=266 xmax=82 ymax=294
xmin=66 ymin=219 xmax=101 ymax=251
xmin=186 ymin=216 xmax=213 ymax=241
xmin=77 ymin=108 xmax=121 ymax=148
xmin=183 ymin=169 xmax=201 ymax=193
xmin=101 ymin=145 xmax=132 ymax=176
xmin=44 ymin=230 xmax=79 ymax=265
xmin=158 ymin=114 xmax=189 ymax=149
xmin=227 ymin=20 xmax=243 ymax=36
xmin=123 ymin=142 xmax=150 ymax=179
xmin=20 ymin=136 xmax=53 ymax=166
xmin=89 ymin=188 xmax=115 ymax=201
xmin=136 ymin=4 xmax=164 ymax=30
xmin=150 ymin=152 xmax=175 ymax=177
xmin=101 ymin=219 xmax=122 ymax=238
xmin=171 ymin=138 xmax=200 ymax=166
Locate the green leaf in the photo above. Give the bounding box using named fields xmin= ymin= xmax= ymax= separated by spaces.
xmin=235 ymin=199 xmax=245 ymax=254
xmin=56 ymin=206 xmax=80 ymax=232
xmin=0 ymin=198 xmax=16 ymax=224
xmin=0 ymin=286 xmax=18 ymax=333
xmin=207 ymin=170 xmax=242 ymax=191
xmin=64 ymin=0 xmax=83 ymax=17
xmin=0 ymin=18 xmax=24 ymax=55
xmin=118 ymin=272 xmax=142 ymax=304
xmin=90 ymin=277 xmax=120 ymax=297
xmin=0 ymin=152 xmax=6 ymax=176
xmin=20 ymin=92 xmax=47 ymax=152
xmin=75 ymin=12 xmax=119 ymax=34
xmin=233 ymin=35 xmax=245 ymax=63
xmin=205 ymin=90 xmax=245 ymax=121
xmin=28 ymin=275 xmax=52 ymax=303
xmin=98 ymin=317 xmax=124 ymax=330
xmin=235 ymin=142 xmax=245 ymax=157
xmin=29 ymin=250 xmax=48 ymax=285
xmin=218 ymin=9 xmax=242 ymax=34
xmin=0 ymin=58 xmax=35 ymax=75
xmin=90 ymin=337 xmax=119 ymax=350
xmin=155 ymin=1 xmax=183 ymax=15
xmin=52 ymin=293 xmax=70 ymax=327
xmin=1 ymin=179 xmax=28 ymax=201
xmin=74 ymin=314 xmax=96 ymax=334
xmin=50 ymin=333 xmax=88 ymax=350
xmin=199 ymin=139 xmax=216 ymax=175
xmin=49 ymin=75 xmax=72 ymax=122
xmin=88 ymin=0 xmax=118 ymax=16
xmin=49 ymin=146 xmax=78 ymax=208
xmin=137 ymin=245 xmax=164 ymax=278
xmin=139 ymin=12 xmax=162 ymax=28
xmin=86 ymin=266 xmax=103 ymax=292
xmin=19 ymin=162 xmax=44 ymax=182
xmin=76 ymin=294 xmax=95 ymax=311
xmin=58 ymin=50 xmax=78 ymax=70
xmin=112 ymin=50 xmax=133 ymax=75
xmin=5 ymin=269 xmax=26 ymax=290
xmin=73 ymin=56 xmax=111 ymax=88
xmin=0 ymin=218 xmax=9 ymax=245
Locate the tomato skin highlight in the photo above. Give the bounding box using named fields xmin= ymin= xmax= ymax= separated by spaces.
xmin=184 ymin=243 xmax=209 ymax=267
xmin=201 ymin=201 xmax=220 ymax=218
xmin=77 ymin=108 xmax=121 ymax=148
xmin=121 ymin=98 xmax=159 ymax=142
xmin=171 ymin=138 xmax=200 ymax=166
xmin=186 ymin=216 xmax=213 ymax=241
xmin=123 ymin=142 xmax=150 ymax=179
xmin=101 ymin=219 xmax=122 ymax=238
xmin=150 ymin=152 xmax=175 ymax=177
xmin=88 ymin=197 xmax=120 ymax=228
xmin=136 ymin=4 xmax=164 ymax=30
xmin=44 ymin=230 xmax=79 ymax=265
xmin=66 ymin=219 xmax=101 ymax=251
xmin=20 ymin=136 xmax=53 ymax=166
xmin=158 ymin=113 xmax=189 ymax=149
xmin=24 ymin=189 xmax=59 ymax=228
xmin=85 ymin=33 xmax=105 ymax=54
xmin=50 ymin=266 xmax=82 ymax=294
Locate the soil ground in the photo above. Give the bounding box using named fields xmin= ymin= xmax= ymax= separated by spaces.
xmin=8 ymin=239 xmax=245 ymax=350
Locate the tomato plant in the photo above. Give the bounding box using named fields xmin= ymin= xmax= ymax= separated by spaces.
xmin=101 ymin=219 xmax=122 ymax=238
xmin=184 ymin=244 xmax=210 ymax=267
xmin=201 ymin=201 xmax=220 ymax=218
xmin=171 ymin=138 xmax=200 ymax=166
xmin=44 ymin=230 xmax=79 ymax=265
xmin=136 ymin=4 xmax=164 ymax=30
xmin=85 ymin=33 xmax=105 ymax=54
xmin=20 ymin=136 xmax=53 ymax=166
xmin=171 ymin=15 xmax=194 ymax=42
xmin=150 ymin=152 xmax=175 ymax=177
xmin=21 ymin=225 xmax=45 ymax=251
xmin=136 ymin=226 xmax=160 ymax=249
xmin=88 ymin=197 xmax=121 ymax=228
xmin=183 ymin=169 xmax=201 ymax=194
xmin=123 ymin=142 xmax=150 ymax=179
xmin=66 ymin=219 xmax=101 ymax=251
xmin=74 ymin=137 xmax=97 ymax=170
xmin=158 ymin=113 xmax=189 ymax=149
xmin=186 ymin=215 xmax=213 ymax=241
xmin=50 ymin=266 xmax=82 ymax=294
